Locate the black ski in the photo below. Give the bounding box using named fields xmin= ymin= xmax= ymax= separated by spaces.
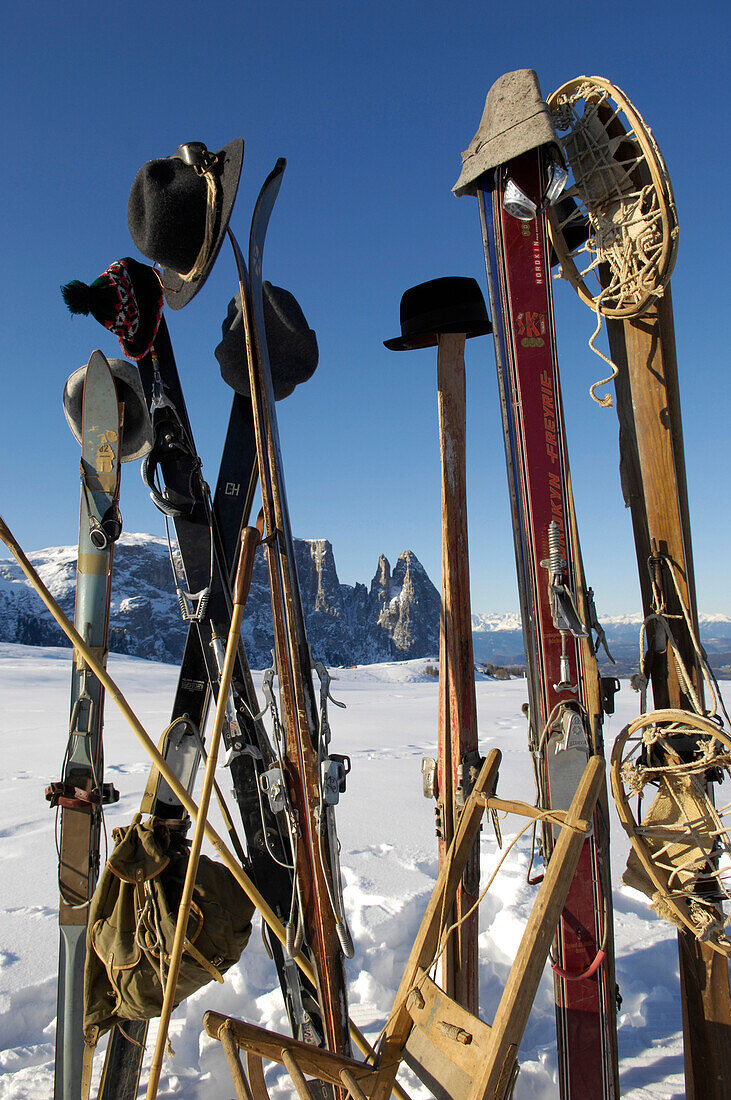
xmin=95 ymin=318 xmax=298 ymax=1098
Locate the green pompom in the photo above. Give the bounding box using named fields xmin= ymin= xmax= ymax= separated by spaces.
xmin=61 ymin=280 xmax=92 ymax=316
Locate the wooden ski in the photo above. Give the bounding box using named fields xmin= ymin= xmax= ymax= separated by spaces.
xmin=605 ymin=295 xmax=731 ymax=1097
xmin=52 ymin=351 xmax=121 ymax=1100
xmin=229 ymin=158 xmax=351 ymax=1060
xmin=546 ymin=74 xmax=731 ymax=1097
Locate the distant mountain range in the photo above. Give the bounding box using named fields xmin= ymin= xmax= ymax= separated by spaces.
xmin=471 ymin=611 xmax=731 ymax=678
xmin=0 ymin=533 xmax=729 ymax=677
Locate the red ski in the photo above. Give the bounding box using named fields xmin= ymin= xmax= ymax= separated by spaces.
xmin=455 ymin=70 xmax=619 ymax=1099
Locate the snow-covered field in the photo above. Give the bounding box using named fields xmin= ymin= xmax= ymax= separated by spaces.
xmin=0 ymin=643 xmax=710 ymax=1099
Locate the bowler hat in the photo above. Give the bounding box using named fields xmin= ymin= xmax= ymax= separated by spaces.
xmin=63 ymin=357 xmax=153 ymax=463
xmin=384 ymin=277 xmax=491 ymax=351
xmin=128 ymin=138 xmax=244 ymax=310
xmin=215 ymin=284 xmax=318 ymax=401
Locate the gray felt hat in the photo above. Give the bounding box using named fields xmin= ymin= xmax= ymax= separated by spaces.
xmin=63 ymin=358 xmax=152 ymax=462
xmin=453 ymin=69 xmax=559 ymax=197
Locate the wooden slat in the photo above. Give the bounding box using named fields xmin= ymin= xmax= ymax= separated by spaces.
xmin=436 ymin=331 xmax=481 ymax=1012
xmin=203 ymin=1012 xmax=379 ymax=1092
xmin=469 ymin=756 xmax=605 ymax=1100
xmin=404 ymin=970 xmax=491 ymax=1100
xmin=370 ymin=750 xmax=500 ymax=1100
xmin=245 ymin=1052 xmax=270 ymax=1100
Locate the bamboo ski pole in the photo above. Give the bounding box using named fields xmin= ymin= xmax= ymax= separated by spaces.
xmin=0 ymin=515 xmax=409 ymax=1096
xmin=146 ymin=524 xmax=261 ymax=1100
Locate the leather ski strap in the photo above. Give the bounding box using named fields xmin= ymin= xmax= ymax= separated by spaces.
xmin=81 ymin=1027 xmax=99 ymax=1100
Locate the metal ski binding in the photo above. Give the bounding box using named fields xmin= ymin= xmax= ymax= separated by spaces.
xmin=586 ymin=586 xmax=616 ymax=663
xmin=541 ymin=520 xmax=588 ymax=692
xmin=542 ymin=520 xmax=588 ymax=636
xmin=81 ymin=468 xmax=122 ymax=551
xmin=601 ymin=676 xmax=621 ymax=715
xmin=554 ymin=635 xmax=578 ymax=693
xmin=177 ymin=584 xmax=210 ymax=622
xmin=141 ymin=350 xmax=204 ymax=518
xmin=455 ymin=750 xmax=484 ymax=808
xmin=260 ymin=765 xmax=287 ymax=814
xmin=321 ymin=754 xmax=350 ymax=805
xmin=551 ymin=705 xmax=589 ymax=755
xmin=281 ymin=952 xmax=321 ymax=1046
xmin=253 ymin=660 xmax=277 ymax=722
xmin=421 ymin=757 xmax=438 ymax=800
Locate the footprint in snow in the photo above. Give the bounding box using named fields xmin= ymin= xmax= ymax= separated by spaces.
xmin=0 ymin=820 xmax=48 ymax=840
xmin=3 ymin=905 xmax=56 ymax=920
xmin=105 ymin=761 xmax=151 ymax=775
xmin=348 ymin=843 xmax=396 ymax=859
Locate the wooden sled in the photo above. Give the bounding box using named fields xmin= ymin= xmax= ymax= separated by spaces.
xmin=204 ymin=749 xmax=604 ymax=1100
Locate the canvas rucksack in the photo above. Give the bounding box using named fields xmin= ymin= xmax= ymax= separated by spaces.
xmin=81 ymin=814 xmax=255 ymax=1093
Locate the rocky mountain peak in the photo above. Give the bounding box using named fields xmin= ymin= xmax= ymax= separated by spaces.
xmin=0 ymin=533 xmax=440 ymax=669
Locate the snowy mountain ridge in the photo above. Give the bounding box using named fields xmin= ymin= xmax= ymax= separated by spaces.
xmin=0 ymin=533 xmax=441 ymax=669
xmin=0 ymin=534 xmax=729 ymax=675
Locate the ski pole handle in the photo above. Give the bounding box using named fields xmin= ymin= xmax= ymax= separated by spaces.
xmin=235 ymin=521 xmax=263 ymax=606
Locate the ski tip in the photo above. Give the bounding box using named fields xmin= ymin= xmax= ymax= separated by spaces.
xmin=263 ymin=158 xmax=287 ymax=188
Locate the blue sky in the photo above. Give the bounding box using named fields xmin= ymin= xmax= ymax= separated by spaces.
xmin=1 ymin=1 xmax=728 ymax=615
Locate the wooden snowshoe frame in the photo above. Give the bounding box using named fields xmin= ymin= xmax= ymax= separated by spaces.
xmin=204 ymin=751 xmax=605 ymax=1100
xmin=546 ymin=75 xmax=678 ymax=319
xmin=611 ymin=709 xmax=731 ymax=954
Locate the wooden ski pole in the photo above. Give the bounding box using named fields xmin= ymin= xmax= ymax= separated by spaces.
xmin=0 ymin=515 xmax=412 ymax=1096
xmin=146 ymin=523 xmax=261 ymax=1100
xmin=384 ymin=278 xmax=489 ymax=1014
xmin=435 ymin=330 xmax=480 ymax=1012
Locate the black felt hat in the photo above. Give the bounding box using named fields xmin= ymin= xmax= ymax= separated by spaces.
xmin=215 ymin=283 xmax=318 ymax=401
xmin=127 ymin=139 xmax=244 ymax=311
xmin=384 ymin=276 xmax=492 ymax=351
xmin=61 ymin=258 xmax=164 ymax=361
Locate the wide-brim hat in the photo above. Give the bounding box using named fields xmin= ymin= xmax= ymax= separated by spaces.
xmin=384 ymin=276 xmax=492 ymax=351
xmin=128 ymin=138 xmax=244 ymax=311
xmin=453 ymin=69 xmax=559 ymax=197
xmin=215 ymin=283 xmax=318 ymax=401
xmin=63 ymin=357 xmax=153 ymax=463
xmin=61 ymin=258 xmax=164 ymax=362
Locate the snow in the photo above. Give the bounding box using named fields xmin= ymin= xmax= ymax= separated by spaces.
xmin=0 ymin=643 xmax=713 ymax=1098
